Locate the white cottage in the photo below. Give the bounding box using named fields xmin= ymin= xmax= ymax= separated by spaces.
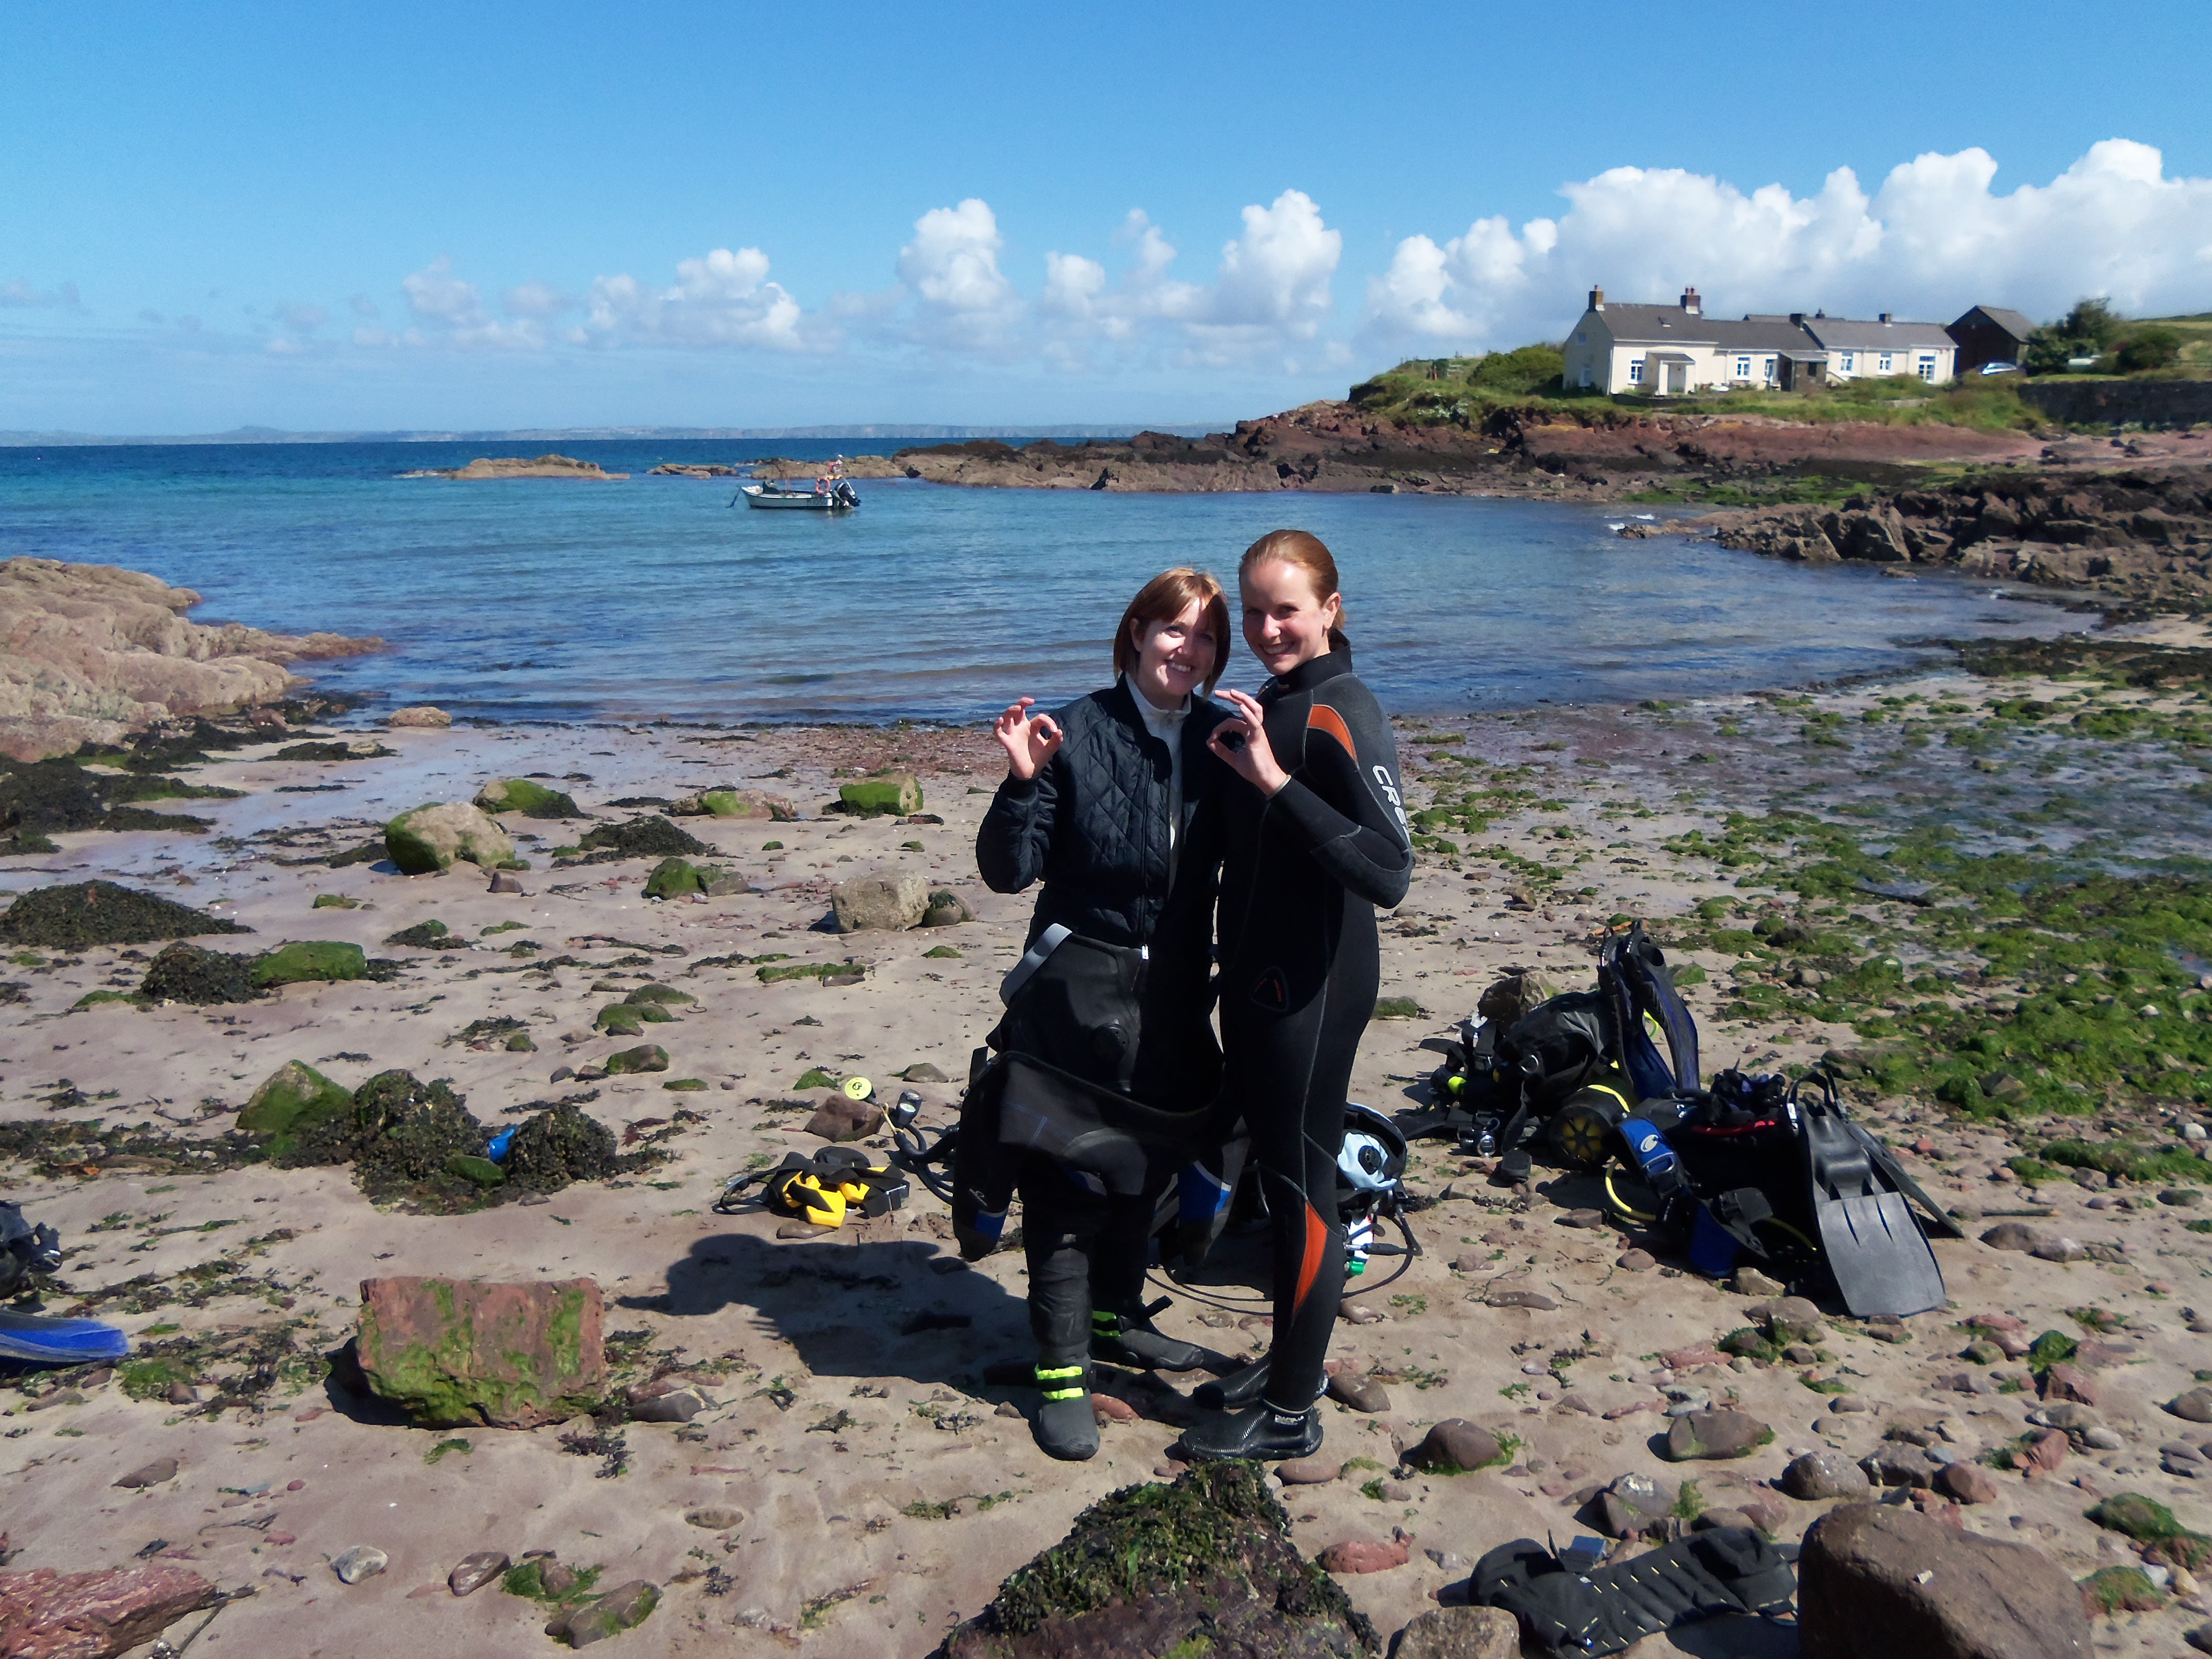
xmin=1561 ymin=287 xmax=1956 ymax=394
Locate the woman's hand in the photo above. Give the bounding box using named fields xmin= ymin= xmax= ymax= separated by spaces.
xmin=993 ymin=697 xmax=1064 ymax=780
xmin=1207 ymin=689 xmax=1290 ymax=796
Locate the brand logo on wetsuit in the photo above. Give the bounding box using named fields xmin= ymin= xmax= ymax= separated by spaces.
xmin=1249 ymin=967 xmax=1289 ymax=1012
xmin=1371 ymin=765 xmax=1411 ymax=836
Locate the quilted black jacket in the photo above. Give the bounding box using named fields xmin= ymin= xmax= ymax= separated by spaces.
xmin=975 ymin=679 xmax=1228 ymax=953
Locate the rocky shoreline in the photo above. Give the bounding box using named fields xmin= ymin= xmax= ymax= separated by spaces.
xmin=1 ymin=617 xmax=2209 ymax=1655
xmin=0 ymin=557 xmax=382 ymax=762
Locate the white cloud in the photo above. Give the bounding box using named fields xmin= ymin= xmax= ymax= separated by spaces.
xmin=0 ymin=278 xmax=79 ymax=308
xmin=1365 ymin=139 xmax=2212 ymax=350
xmin=503 ymin=281 xmax=572 ymax=318
xmin=401 ymin=255 xmax=483 ymax=324
xmin=584 ymin=246 xmax=804 ymax=350
xmin=897 ymin=199 xmax=1021 ymax=349
xmin=348 ymin=294 xmax=380 ymax=318
xmin=1033 ymin=194 xmax=1343 ymax=367
xmin=276 ymin=303 xmax=330 ymax=333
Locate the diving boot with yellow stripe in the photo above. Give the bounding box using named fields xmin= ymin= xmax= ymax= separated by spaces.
xmin=1032 ymin=1362 xmax=1098 ymax=1461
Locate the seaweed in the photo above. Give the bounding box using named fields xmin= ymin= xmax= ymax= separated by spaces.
xmin=571 ymin=817 xmax=710 ymax=860
xmin=139 ymin=942 xmax=259 ymax=1004
xmin=0 ymin=881 xmax=250 ymax=949
xmin=502 ymin=1102 xmax=625 ymax=1194
xmin=955 ymin=1462 xmax=1375 ymax=1654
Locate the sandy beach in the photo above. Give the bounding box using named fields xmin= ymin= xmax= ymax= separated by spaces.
xmin=2 ymin=601 xmax=2209 ymax=1656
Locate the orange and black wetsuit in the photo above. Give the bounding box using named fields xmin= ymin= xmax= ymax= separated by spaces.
xmin=1207 ymin=645 xmax=1411 ymax=1412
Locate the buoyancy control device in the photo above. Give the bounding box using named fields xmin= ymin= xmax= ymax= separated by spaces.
xmin=1474 ymin=1527 xmax=1797 ymax=1658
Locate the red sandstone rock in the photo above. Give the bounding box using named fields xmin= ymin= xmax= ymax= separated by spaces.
xmin=1316 ymin=1536 xmax=1409 ymax=1574
xmin=0 ymin=1563 xmax=217 ymax=1658
xmin=355 ymin=1275 xmax=606 ymax=1428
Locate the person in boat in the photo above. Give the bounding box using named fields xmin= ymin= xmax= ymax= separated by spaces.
xmin=972 ymin=566 xmax=1232 ymax=1461
xmin=1177 ymin=529 xmax=1413 ymax=1462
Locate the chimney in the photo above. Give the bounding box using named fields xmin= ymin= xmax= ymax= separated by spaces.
xmin=1879 ymin=312 xmax=1893 ymax=325
xmin=1789 ymin=312 xmax=1805 ymax=326
xmin=1680 ymin=286 xmax=1701 ymax=315
xmin=1589 ymin=286 xmax=1605 ymax=312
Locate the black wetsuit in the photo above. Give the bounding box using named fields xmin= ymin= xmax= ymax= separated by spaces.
xmin=1204 ymin=646 xmax=1411 ymax=1410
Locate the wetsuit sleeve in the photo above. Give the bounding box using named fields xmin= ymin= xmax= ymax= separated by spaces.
xmin=1269 ymin=692 xmax=1412 ymax=909
xmin=975 ymin=760 xmax=1059 ymax=893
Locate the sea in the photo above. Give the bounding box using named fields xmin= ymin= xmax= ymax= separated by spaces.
xmin=0 ymin=438 xmax=2087 ymax=726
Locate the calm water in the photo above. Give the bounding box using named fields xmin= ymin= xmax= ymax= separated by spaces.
xmin=0 ymin=440 xmax=2082 ymax=724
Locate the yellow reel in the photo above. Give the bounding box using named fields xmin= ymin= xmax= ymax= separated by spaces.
xmin=842 ymin=1076 xmax=874 ymax=1102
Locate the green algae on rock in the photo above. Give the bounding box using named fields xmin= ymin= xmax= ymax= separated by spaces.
xmin=837 ymin=770 xmax=921 ymax=817
xmin=385 ymin=919 xmax=467 ymax=949
xmin=473 ymin=777 xmax=582 ymax=819
xmin=643 ymin=857 xmax=703 ymax=899
xmin=944 ymin=1461 xmax=1375 ymax=1658
xmin=251 ymin=940 xmax=366 ymax=988
xmin=501 ymin=1100 xmax=623 ymax=1193
xmin=603 ymin=1044 xmax=669 ymax=1076
xmin=237 ymin=1061 xmax=354 ymax=1154
xmin=355 ymin=1274 xmax=606 ymax=1428
xmin=0 ymin=880 xmax=251 ymax=949
xmin=384 ymin=801 xmax=515 ymax=875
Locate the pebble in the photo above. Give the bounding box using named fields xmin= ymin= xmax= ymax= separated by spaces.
xmin=1828 ymin=1394 xmax=1870 ymax=1413
xmin=1783 ymin=1449 xmax=1871 ymax=1500
xmin=2171 ymin=1389 xmax=2212 ymax=1425
xmin=332 ymin=1546 xmax=388 ymax=1585
xmin=1663 ymin=1408 xmax=1771 ymax=1461
xmin=684 ymin=1507 xmax=744 ymax=1530
xmin=113 ymin=1458 xmax=178 ymax=1489
xmin=1091 ymin=1393 xmax=1140 ymax=1424
xmin=1487 ymin=1289 xmax=1559 ymax=1311
xmin=1277 ymin=1456 xmax=1342 ymax=1485
xmin=1317 ymin=1536 xmax=1411 ymax=1574
xmin=1328 ymin=1373 xmax=1391 ymax=1413
xmin=1616 ymin=1249 xmax=1656 ymax=1271
xmin=1732 ymin=1268 xmax=1785 ymax=1297
xmin=1980 ymin=1222 xmax=2040 ymax=1252
xmin=1406 ymin=1420 xmax=1504 ymax=1474
xmin=1339 ymin=1301 xmax=1384 ymax=1325
xmin=1561 ymin=1209 xmax=1607 ymax=1229
xmin=448 ymin=1551 xmax=510 ymax=1596
xmin=1935 ymin=1463 xmax=1998 ymax=1505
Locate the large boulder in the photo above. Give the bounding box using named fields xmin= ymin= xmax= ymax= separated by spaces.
xmin=384 ymin=802 xmax=514 ymax=875
xmin=1798 ymin=1502 xmax=2091 ymax=1659
xmin=0 ymin=1563 xmax=218 ymax=1657
xmin=473 ymin=778 xmax=580 ymax=819
xmin=354 ymin=1275 xmax=607 ymax=1428
xmin=838 ymin=770 xmax=922 ymax=817
xmin=831 ymin=869 xmax=928 ymax=932
xmin=942 ymin=1462 xmax=1373 ymax=1658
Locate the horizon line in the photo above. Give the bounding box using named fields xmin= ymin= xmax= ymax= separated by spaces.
xmin=0 ymin=420 xmax=1240 ymax=448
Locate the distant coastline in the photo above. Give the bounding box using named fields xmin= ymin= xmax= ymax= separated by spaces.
xmin=0 ymin=421 xmax=1231 ymax=447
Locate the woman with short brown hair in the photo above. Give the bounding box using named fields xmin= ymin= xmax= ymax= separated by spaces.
xmin=970 ymin=566 xmax=1232 ymax=1461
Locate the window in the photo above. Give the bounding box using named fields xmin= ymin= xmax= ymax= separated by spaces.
xmin=1735 ymin=356 xmax=1751 ymax=379
xmin=1578 ymin=365 xmax=1592 ymax=388
xmin=1917 ymin=355 xmax=1937 ymax=381
xmin=1764 ymin=357 xmax=1776 ymax=379
xmin=1574 ymin=330 xmax=1586 ymax=342
xmin=1628 ymin=360 xmax=1644 ymax=384
xmin=1879 ymin=353 xmax=1892 ymax=373
xmin=1840 ymin=352 xmax=1855 ymax=372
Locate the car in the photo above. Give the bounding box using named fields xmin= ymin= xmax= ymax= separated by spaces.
xmin=1978 ymin=361 xmax=2021 ymax=376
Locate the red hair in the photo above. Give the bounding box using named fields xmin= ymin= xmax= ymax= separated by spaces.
xmin=1114 ymin=567 xmax=1230 ymax=694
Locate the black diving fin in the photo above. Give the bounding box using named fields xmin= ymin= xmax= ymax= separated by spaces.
xmin=1795 ymin=1079 xmax=1947 ymax=1318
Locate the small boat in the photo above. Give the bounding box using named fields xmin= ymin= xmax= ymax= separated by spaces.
xmin=734 ymin=456 xmax=859 ymax=512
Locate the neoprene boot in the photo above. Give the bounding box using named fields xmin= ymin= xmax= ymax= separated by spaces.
xmin=1032 ymin=1362 xmax=1098 ymax=1461
xmin=1091 ymin=1309 xmax=1214 ymax=1373
xmin=1193 ymin=1355 xmax=1271 ymax=1412
xmin=1178 ymin=1399 xmax=1322 ymax=1463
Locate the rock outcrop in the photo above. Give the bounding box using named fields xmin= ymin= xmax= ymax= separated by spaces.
xmin=385 ymin=802 xmax=515 ymax=874
xmin=1702 ymin=469 xmax=2212 ymax=601
xmin=0 ymin=557 xmax=380 ymax=760
xmin=401 ymin=453 xmax=626 ymax=481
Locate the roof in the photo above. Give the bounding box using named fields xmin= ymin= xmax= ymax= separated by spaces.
xmin=1704 ymin=317 xmax=1829 ymax=353
xmin=1951 ymin=304 xmax=2036 ymax=341
xmin=1799 ymin=317 xmax=1957 ymax=351
xmin=1585 ymin=304 xmax=1717 ymax=346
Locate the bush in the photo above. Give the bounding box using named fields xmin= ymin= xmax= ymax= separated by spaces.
xmin=1466 ymin=344 xmax=1565 ymax=396
xmin=2117 ymin=327 xmax=2183 ymax=372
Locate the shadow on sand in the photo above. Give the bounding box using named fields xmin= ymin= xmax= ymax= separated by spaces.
xmin=618 ymin=1229 xmax=1034 ymax=1391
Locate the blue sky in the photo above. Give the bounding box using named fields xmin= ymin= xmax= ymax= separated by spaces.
xmin=4 ymin=0 xmax=2209 ymax=433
